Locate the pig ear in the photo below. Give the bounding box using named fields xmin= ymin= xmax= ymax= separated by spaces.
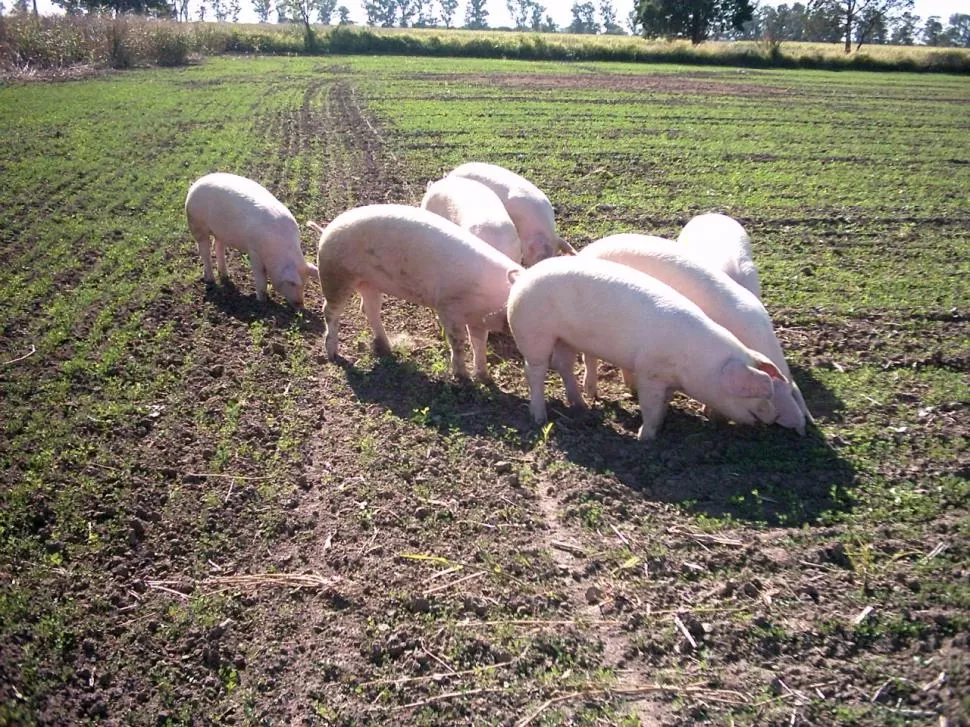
xmin=719 ymin=358 xmax=774 ymax=400
xmin=752 ymin=355 xmax=787 ymax=383
xmin=556 ymin=236 xmax=578 ymax=256
xmin=791 ymin=382 xmax=814 ymax=423
xmin=507 ymin=268 xmax=522 ymax=286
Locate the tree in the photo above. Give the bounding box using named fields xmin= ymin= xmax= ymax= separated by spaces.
xmin=527 ymin=0 xmax=544 ymax=30
xmin=464 ymin=0 xmax=487 ymax=28
xmin=855 ymin=5 xmax=888 ymax=43
xmin=413 ymin=0 xmax=437 ymax=25
xmin=945 ymin=13 xmax=970 ymax=46
xmin=507 ymin=0 xmax=540 ymax=29
xmin=600 ymin=0 xmax=623 ymax=33
xmin=438 ymin=0 xmax=458 ymax=26
xmin=316 ymin=0 xmax=336 ymax=23
xmin=539 ymin=12 xmax=557 ymax=31
xmin=808 ymin=0 xmax=913 ymax=52
xmin=280 ymin=0 xmax=318 ymax=47
xmin=52 ymin=0 xmax=172 ymax=16
xmin=921 ymin=15 xmax=945 ymax=44
xmin=253 ymin=0 xmax=272 ymax=22
xmin=888 ymin=9 xmax=918 ymax=43
xmin=197 ymin=1 xmax=206 ymax=20
xmin=364 ymin=0 xmax=397 ymax=25
xmin=211 ymin=0 xmax=227 ymax=21
xmin=636 ymin=0 xmax=753 ymax=44
xmin=626 ymin=6 xmax=641 ymax=33
xmin=337 ymin=3 xmax=351 ymax=22
xmin=569 ymin=0 xmax=596 ymax=32
xmin=396 ymin=0 xmax=419 ymax=26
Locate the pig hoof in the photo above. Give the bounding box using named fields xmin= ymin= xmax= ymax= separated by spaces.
xmin=637 ymin=424 xmax=657 ymax=441
xmin=373 ymin=339 xmax=392 ymax=358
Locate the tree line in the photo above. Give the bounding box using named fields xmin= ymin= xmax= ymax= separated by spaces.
xmin=5 ymin=0 xmax=968 ymax=51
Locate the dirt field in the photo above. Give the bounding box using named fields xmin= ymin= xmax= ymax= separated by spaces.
xmin=1 ymin=57 xmax=967 ymax=726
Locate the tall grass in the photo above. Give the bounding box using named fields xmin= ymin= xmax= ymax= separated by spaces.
xmin=1 ymin=14 xmax=968 ymax=74
xmin=0 ymin=14 xmax=197 ymax=69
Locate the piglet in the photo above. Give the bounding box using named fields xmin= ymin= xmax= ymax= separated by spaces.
xmin=446 ymin=162 xmax=576 ymax=266
xmin=507 ymin=257 xmax=786 ymax=441
xmin=580 ymin=234 xmax=812 ymax=435
xmin=309 ymin=204 xmax=523 ymax=382
xmin=421 ymin=176 xmax=522 ymax=264
xmin=678 ymin=213 xmax=761 ymax=300
xmin=185 ymin=173 xmax=317 ymax=307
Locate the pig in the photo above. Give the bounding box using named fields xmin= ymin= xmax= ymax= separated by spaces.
xmin=309 ymin=204 xmax=523 ymax=382
xmin=445 ymin=162 xmax=576 ymax=267
xmin=506 ymin=257 xmax=787 ymax=441
xmin=579 ymin=234 xmax=812 ymax=435
xmin=185 ymin=172 xmax=317 ymax=307
xmin=420 ymin=176 xmax=522 ymax=264
xmin=678 ymin=213 xmax=761 ymax=300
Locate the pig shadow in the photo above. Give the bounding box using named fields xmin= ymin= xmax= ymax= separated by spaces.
xmin=549 ymin=395 xmax=857 ymax=527
xmin=341 ymin=354 xmax=535 ymax=435
xmin=203 ymin=280 xmax=325 ymax=336
xmin=790 ymin=363 xmax=846 ymax=424
xmin=340 ymin=349 xmax=857 ymax=527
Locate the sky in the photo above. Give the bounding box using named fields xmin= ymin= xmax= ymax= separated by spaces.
xmin=28 ymin=0 xmax=968 ymax=32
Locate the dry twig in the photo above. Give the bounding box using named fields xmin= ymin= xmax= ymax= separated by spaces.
xmin=358 ymin=660 xmax=515 ymax=688
xmin=147 ymin=572 xmax=340 ymax=598
xmin=1 ymin=345 xmax=36 ymax=366
xmin=424 ymin=570 xmax=485 ymax=595
xmin=550 ymin=541 xmax=586 ymax=557
xmin=673 ymin=613 xmax=698 ymax=649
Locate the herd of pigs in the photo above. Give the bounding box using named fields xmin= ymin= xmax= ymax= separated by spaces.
xmin=184 ymin=162 xmax=814 ymax=441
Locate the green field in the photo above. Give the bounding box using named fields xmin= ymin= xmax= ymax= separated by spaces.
xmin=1 ymin=56 xmax=968 ymax=725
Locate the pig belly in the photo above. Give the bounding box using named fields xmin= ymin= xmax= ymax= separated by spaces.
xmin=355 ymin=262 xmax=486 ymax=316
xmin=556 ymin=321 xmax=643 ymax=374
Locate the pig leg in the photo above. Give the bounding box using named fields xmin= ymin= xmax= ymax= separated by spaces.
xmin=322 ymin=297 xmax=348 ymax=361
xmin=439 ymin=312 xmax=470 ymax=379
xmin=190 ymin=225 xmax=215 ymax=283
xmin=634 ymin=374 xmax=672 ymax=441
xmin=524 ymin=359 xmax=549 ymax=424
xmin=214 ymin=238 xmax=229 ymax=279
xmin=582 ymin=354 xmax=599 ymax=399
xmin=359 ymin=283 xmax=391 ymax=357
xmin=621 ymin=368 xmax=637 ymax=393
xmin=551 ymin=341 xmax=584 ymax=409
xmin=466 ymin=324 xmax=490 ymax=383
xmin=250 ymin=254 xmax=268 ymax=302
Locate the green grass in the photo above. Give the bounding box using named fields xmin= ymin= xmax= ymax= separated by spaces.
xmin=1 ymin=55 xmax=968 ymax=725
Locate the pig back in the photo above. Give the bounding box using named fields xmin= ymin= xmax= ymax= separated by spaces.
xmin=510 ymin=257 xmax=718 ymax=374
xmin=318 ymin=205 xmax=520 ymax=315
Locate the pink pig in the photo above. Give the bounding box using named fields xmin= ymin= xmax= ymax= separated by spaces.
xmin=185 ymin=173 xmax=317 ymax=307
xmin=421 ymin=176 xmax=522 ymax=264
xmin=309 ymin=204 xmax=523 ymax=382
xmin=580 ymin=234 xmax=812 ymax=435
xmin=507 ymin=257 xmax=785 ymax=441
xmin=446 ymin=162 xmax=577 ymax=267
xmin=678 ymin=213 xmax=762 ymax=300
